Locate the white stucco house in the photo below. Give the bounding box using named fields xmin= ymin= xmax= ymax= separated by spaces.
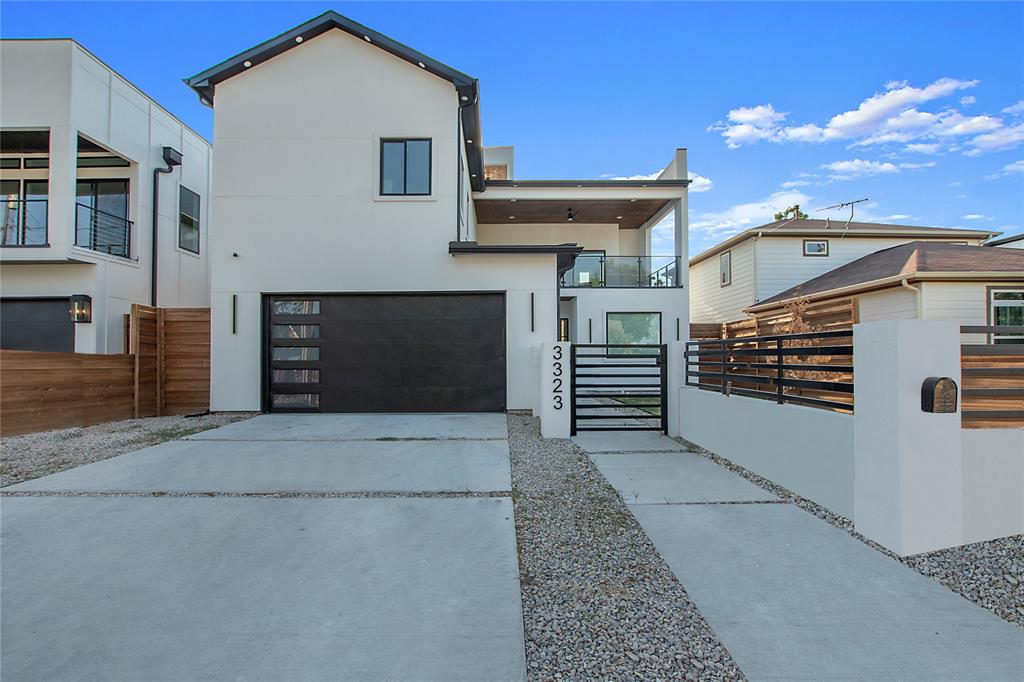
xmin=185 ymin=10 xmax=688 ymax=414
xmin=689 ymin=219 xmax=999 ymax=323
xmin=0 ymin=39 xmax=212 ymax=354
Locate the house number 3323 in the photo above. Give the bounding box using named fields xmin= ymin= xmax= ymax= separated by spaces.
xmin=552 ymin=346 xmax=564 ymax=410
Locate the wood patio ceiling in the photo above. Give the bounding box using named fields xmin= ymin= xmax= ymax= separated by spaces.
xmin=474 ymin=199 xmax=669 ymax=230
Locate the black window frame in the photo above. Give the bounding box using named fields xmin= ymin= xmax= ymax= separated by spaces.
xmin=605 ymin=311 xmax=663 ymax=357
xmin=379 ymin=138 xmax=432 ymax=196
xmin=178 ymin=185 xmax=201 ymax=255
xmin=803 ymin=239 xmax=829 ymax=257
xmin=720 ymin=250 xmax=732 ymax=287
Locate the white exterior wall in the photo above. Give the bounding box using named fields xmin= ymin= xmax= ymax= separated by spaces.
xmin=207 ymin=30 xmax=558 ymax=411
xmin=962 ymin=428 xmax=1024 ymax=544
xmin=565 ymin=288 xmax=687 ymax=345
xmin=0 ymin=40 xmax=211 ymax=353
xmin=688 ymin=240 xmax=754 ymax=323
xmin=856 ymin=287 xmax=919 ymax=322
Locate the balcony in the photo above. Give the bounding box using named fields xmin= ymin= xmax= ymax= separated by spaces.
xmin=1 ymin=199 xmax=48 ymax=246
xmin=560 ymin=255 xmax=681 ymax=288
xmin=75 ymin=202 xmax=132 ymax=258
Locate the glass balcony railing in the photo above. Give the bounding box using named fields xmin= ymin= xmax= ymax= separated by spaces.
xmin=560 ymin=255 xmax=681 ymax=288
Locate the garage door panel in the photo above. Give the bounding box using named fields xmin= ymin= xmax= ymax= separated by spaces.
xmin=266 ymin=294 xmax=506 ymax=413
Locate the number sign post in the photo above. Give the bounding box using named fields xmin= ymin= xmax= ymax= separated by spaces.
xmin=540 ymin=342 xmax=571 ymax=438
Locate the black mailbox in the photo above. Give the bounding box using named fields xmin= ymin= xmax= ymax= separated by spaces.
xmin=921 ymin=377 xmax=958 ymax=413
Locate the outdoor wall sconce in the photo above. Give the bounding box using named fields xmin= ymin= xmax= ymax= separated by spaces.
xmin=921 ymin=377 xmax=958 ymax=413
xmin=69 ymin=294 xmax=92 ymax=323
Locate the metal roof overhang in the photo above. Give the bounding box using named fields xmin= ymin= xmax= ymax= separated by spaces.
xmin=184 ymin=10 xmax=484 ymax=189
xmin=448 ymin=241 xmax=584 ymax=275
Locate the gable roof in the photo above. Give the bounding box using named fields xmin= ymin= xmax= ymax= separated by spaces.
xmin=750 ymin=241 xmax=1024 ymax=311
xmin=986 ymin=233 xmax=1024 ymax=247
xmin=689 ymin=218 xmax=1000 ymax=266
xmin=184 ymin=10 xmax=483 ymax=189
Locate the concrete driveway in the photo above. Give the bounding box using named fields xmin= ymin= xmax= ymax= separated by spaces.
xmin=2 ymin=413 xmax=525 ymax=681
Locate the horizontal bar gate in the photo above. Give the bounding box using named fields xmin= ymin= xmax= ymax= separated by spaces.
xmin=570 ymin=344 xmax=668 ymax=434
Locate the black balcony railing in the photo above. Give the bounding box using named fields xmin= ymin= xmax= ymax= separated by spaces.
xmin=560 ymin=255 xmax=681 ymax=288
xmin=1 ymin=199 xmax=48 ymax=246
xmin=75 ymin=202 xmax=132 ymax=258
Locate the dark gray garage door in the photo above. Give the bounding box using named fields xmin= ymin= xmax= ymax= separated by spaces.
xmin=265 ymin=293 xmax=506 ymax=413
xmin=0 ymin=298 xmax=74 ymax=352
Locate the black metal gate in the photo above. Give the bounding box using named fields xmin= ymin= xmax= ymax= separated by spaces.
xmin=570 ymin=344 xmax=668 ymax=434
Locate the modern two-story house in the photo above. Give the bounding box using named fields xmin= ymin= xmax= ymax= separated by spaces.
xmin=689 ymin=219 xmax=999 ymax=323
xmin=0 ymin=40 xmax=211 ymax=353
xmin=185 ymin=11 xmax=688 ymax=414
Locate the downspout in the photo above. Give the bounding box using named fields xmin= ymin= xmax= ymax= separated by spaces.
xmin=901 ymin=278 xmax=923 ymax=318
xmin=151 ymin=146 xmax=181 ymax=307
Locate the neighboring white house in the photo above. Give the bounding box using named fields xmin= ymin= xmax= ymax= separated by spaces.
xmin=186 ymin=10 xmax=688 ymax=414
xmin=689 ymin=219 xmax=999 ymax=323
xmin=0 ymin=39 xmax=212 ymax=354
xmin=987 ymin=233 xmax=1024 ymax=249
xmin=744 ymin=241 xmax=1024 ymax=342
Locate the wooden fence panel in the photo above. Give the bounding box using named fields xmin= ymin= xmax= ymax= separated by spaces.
xmin=161 ymin=308 xmax=211 ymax=415
xmin=961 ymin=350 xmax=1024 ymax=429
xmin=129 ymin=304 xmax=160 ymax=418
xmin=0 ymin=350 xmax=136 ymax=435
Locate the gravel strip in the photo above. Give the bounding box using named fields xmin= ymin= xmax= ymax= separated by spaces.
xmin=672 ymin=435 xmax=1024 ymax=629
xmin=509 ymin=414 xmax=744 ymax=681
xmin=1 ymin=413 xmax=255 ymax=487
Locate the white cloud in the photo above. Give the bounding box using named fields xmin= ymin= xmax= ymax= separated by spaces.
xmin=964 ymin=123 xmax=1024 ymax=156
xmin=962 ymin=214 xmax=987 ymax=220
xmin=607 ymin=170 xmax=713 ymax=192
xmin=706 ymin=78 xmax=1024 ymax=155
xmin=689 ymin=190 xmax=813 ymax=239
xmin=897 ymin=161 xmax=936 ymax=169
xmin=822 ymin=159 xmax=900 ymax=179
xmin=1003 ymin=100 xmax=1024 ymax=115
xmin=780 ymin=180 xmax=811 ymax=188
xmin=880 ymin=214 xmax=913 ymax=221
xmin=984 ymin=159 xmax=1024 ymax=180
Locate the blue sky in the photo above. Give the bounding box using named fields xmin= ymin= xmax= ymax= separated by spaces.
xmin=3 ymin=1 xmax=1022 ymax=254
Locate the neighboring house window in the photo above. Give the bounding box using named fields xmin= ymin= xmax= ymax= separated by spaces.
xmin=606 ymin=312 xmax=661 ymax=356
xmin=178 ymin=186 xmax=200 ymax=254
xmin=990 ymin=289 xmax=1024 ymax=344
xmin=559 ymin=318 xmax=570 ymax=342
xmin=380 ymin=139 xmax=431 ymax=196
xmin=720 ymin=251 xmax=732 ymax=287
xmin=803 ymin=239 xmax=829 ymax=257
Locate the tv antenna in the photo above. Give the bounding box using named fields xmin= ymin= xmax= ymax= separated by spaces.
xmin=817 ymin=198 xmax=869 ymax=236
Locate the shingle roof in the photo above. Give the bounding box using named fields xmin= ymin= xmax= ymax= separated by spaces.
xmin=754 ymin=241 xmax=1024 ymax=308
xmin=689 ymin=219 xmax=1000 ymax=266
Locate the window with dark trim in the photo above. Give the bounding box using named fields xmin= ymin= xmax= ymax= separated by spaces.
xmin=380 ymin=139 xmax=431 ymax=196
xmin=720 ymin=251 xmax=732 ymax=287
xmin=803 ymin=239 xmax=829 ymax=257
xmin=606 ymin=311 xmax=662 ymax=356
xmin=990 ymin=289 xmax=1024 ymax=344
xmin=178 ymin=186 xmax=200 ymax=254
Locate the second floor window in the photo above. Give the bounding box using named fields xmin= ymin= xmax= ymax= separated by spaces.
xmin=76 ymin=179 xmax=130 ymax=258
xmin=380 ymin=139 xmax=431 ymax=196
xmin=179 ymin=186 xmax=200 ymax=254
xmin=720 ymin=251 xmax=732 ymax=287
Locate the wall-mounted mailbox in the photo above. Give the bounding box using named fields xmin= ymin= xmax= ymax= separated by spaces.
xmin=921 ymin=377 xmax=958 ymax=413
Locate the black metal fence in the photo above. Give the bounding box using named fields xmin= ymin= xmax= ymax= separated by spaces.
xmin=684 ymin=330 xmax=854 ymax=412
xmin=571 ymin=344 xmax=668 ymax=433
xmin=75 ymin=202 xmax=132 ymax=258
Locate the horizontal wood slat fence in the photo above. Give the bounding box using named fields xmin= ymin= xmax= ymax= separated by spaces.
xmin=960 ymin=325 xmax=1024 ymax=429
xmin=689 ymin=298 xmax=855 ymax=340
xmin=0 ymin=305 xmax=210 ymax=436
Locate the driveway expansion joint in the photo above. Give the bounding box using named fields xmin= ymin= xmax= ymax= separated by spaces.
xmin=0 ymin=490 xmax=512 ymax=499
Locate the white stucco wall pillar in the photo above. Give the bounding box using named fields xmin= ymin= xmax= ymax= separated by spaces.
xmin=672 ymin=148 xmax=688 ymax=264
xmin=667 ymin=340 xmax=685 ymax=437
xmin=539 ymin=342 xmax=570 ymax=438
xmin=853 ymin=319 xmax=964 ymax=556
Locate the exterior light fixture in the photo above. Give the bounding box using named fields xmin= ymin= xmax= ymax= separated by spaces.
xmin=364 ymin=35 xmax=372 ymax=42
xmin=295 ymin=36 xmax=303 ymax=43
xmin=567 ymin=208 xmax=577 ymax=221
xmin=466 ymin=139 xmax=473 ymax=144
xmin=508 ymin=215 xmax=515 ymax=219
xmin=418 ymin=61 xmax=426 ymax=68
xmin=461 ymin=95 xmax=469 ymax=101
xmin=616 ymin=215 xmax=623 ymax=219
xmin=509 ymin=198 xmax=517 ymax=202
xmin=630 ymin=198 xmax=637 ymax=202
xmin=69 ymin=294 xmax=92 ymax=323
xmin=243 ymin=61 xmax=252 ymax=68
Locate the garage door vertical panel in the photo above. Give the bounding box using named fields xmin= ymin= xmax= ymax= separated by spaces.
xmin=266 ymin=297 xmax=325 ymax=412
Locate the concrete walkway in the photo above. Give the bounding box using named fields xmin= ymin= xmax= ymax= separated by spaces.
xmin=577 ymin=432 xmax=1024 ymax=681
xmin=3 ymin=414 xmax=525 ymax=681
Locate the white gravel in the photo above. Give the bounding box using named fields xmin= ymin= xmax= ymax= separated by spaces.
xmin=509 ymin=414 xmax=744 ymax=681
xmin=673 ymin=435 xmax=1024 ymax=629
xmin=1 ymin=413 xmax=255 ymax=487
